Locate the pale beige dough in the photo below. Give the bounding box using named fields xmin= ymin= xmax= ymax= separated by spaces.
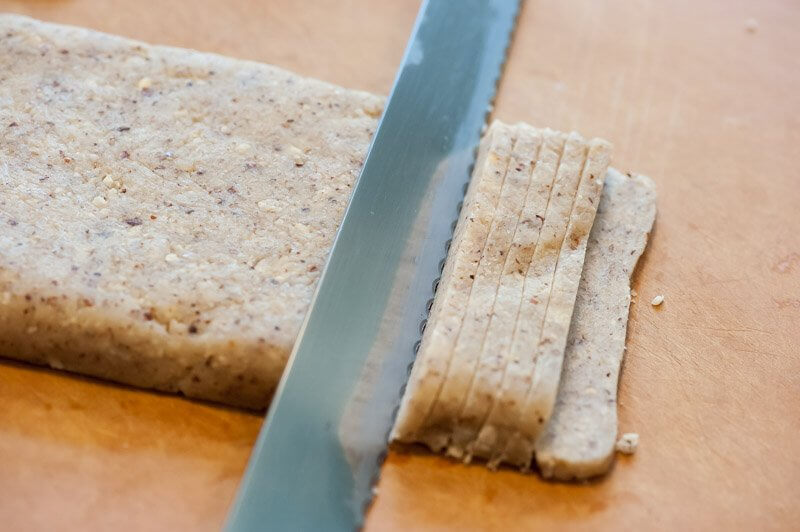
xmin=0 ymin=18 xmax=656 ymax=476
xmin=0 ymin=15 xmax=382 ymax=408
xmin=493 ymin=138 xmax=611 ymax=468
xmin=451 ymin=129 xmax=564 ymax=455
xmin=391 ymin=122 xmax=514 ymax=446
xmin=535 ymin=169 xmax=656 ymax=479
xmin=393 ymin=123 xmax=612 ymax=472
xmin=419 ymin=126 xmax=542 ymax=454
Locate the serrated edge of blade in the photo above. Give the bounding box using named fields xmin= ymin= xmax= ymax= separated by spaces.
xmin=357 ymin=2 xmax=524 ymax=528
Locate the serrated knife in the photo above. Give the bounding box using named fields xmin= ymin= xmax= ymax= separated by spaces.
xmin=225 ymin=1 xmax=521 ymax=529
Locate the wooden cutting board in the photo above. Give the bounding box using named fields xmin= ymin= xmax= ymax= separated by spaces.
xmin=1 ymin=0 xmax=798 ymax=530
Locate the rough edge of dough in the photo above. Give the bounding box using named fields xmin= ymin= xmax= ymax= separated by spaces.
xmin=534 ymin=169 xmax=656 ymax=480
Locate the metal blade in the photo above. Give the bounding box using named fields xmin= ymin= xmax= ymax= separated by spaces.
xmin=226 ymin=1 xmax=520 ymax=530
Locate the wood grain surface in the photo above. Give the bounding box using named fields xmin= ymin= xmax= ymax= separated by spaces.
xmin=1 ymin=0 xmax=798 ymax=530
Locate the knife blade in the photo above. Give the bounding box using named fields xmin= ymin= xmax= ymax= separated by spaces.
xmin=226 ymin=1 xmax=520 ymax=529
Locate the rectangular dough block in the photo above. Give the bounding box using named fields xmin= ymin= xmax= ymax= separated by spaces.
xmin=0 ymin=15 xmax=382 ymax=408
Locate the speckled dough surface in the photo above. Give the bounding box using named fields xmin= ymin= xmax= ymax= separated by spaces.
xmin=423 ymin=126 xmax=542 ymax=456
xmin=535 ymin=169 xmax=656 ymax=480
xmin=391 ymin=122 xmax=514 ymax=446
xmin=393 ymin=121 xmax=612 ymax=471
xmin=0 ymin=15 xmax=382 ymax=408
xmin=488 ymin=136 xmax=610 ymax=469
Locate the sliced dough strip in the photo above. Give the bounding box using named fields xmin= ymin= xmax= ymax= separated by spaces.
xmin=391 ymin=122 xmax=514 ymax=444
xmin=470 ymin=133 xmax=595 ymax=467
xmin=448 ymin=128 xmax=564 ymax=457
xmin=499 ymin=138 xmax=611 ymax=468
xmin=421 ymin=125 xmax=542 ymax=454
xmin=535 ymin=169 xmax=656 ymax=480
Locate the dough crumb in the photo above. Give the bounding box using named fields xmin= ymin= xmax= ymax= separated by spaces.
xmin=651 ymin=294 xmax=664 ymax=306
xmin=616 ymin=433 xmax=639 ymax=455
xmin=744 ymin=18 xmax=758 ymax=33
xmin=137 ymin=77 xmax=153 ymax=90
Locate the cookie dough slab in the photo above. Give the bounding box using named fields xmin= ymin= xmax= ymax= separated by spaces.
xmin=0 ymin=15 xmax=382 ymax=408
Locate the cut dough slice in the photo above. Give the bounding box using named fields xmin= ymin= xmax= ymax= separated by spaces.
xmin=498 ymin=138 xmax=611 ymax=468
xmin=391 ymin=122 xmax=515 ymax=445
xmin=0 ymin=15 xmax=383 ymax=408
xmin=449 ymin=129 xmax=564 ymax=456
xmin=421 ymin=125 xmax=542 ymax=454
xmin=393 ymin=125 xmax=612 ymax=471
xmin=535 ymin=169 xmax=656 ymax=480
xmin=469 ymin=134 xmax=610 ymax=468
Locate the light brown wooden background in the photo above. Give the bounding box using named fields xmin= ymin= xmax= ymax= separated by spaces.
xmin=1 ymin=0 xmax=798 ymax=530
